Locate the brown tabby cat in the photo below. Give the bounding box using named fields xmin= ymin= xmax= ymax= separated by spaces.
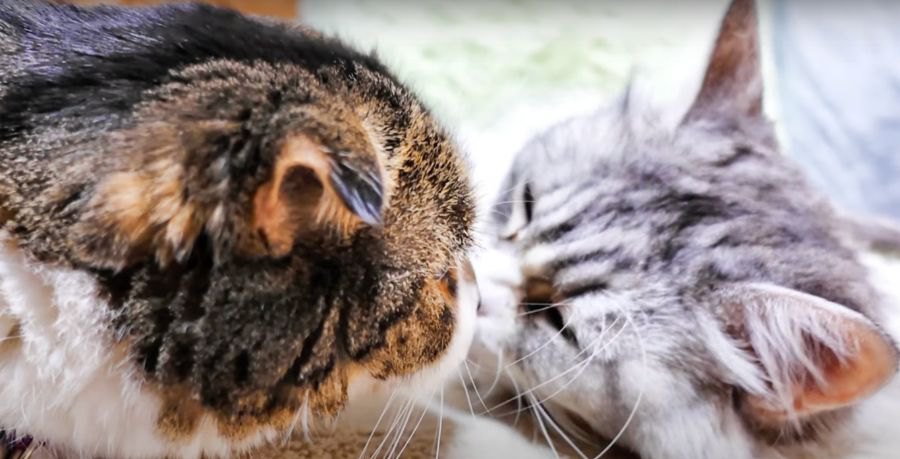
xmin=0 ymin=1 xmax=477 ymax=458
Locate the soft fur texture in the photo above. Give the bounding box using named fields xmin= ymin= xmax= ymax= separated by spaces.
xmin=0 ymin=2 xmax=477 ymax=458
xmin=468 ymin=0 xmax=900 ymax=458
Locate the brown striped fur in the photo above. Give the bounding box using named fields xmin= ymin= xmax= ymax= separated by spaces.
xmin=0 ymin=1 xmax=475 ymax=447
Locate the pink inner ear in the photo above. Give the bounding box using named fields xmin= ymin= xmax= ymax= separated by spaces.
xmin=727 ymin=284 xmax=900 ymax=423
xmin=796 ymin=321 xmax=898 ymax=413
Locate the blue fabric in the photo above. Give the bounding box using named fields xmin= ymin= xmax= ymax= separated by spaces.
xmin=771 ymin=0 xmax=900 ymax=218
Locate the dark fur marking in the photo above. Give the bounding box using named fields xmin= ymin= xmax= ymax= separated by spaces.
xmin=715 ymin=145 xmax=756 ymax=167
xmin=551 ymin=247 xmax=622 ymax=272
xmin=234 ymin=351 xmax=251 ymax=387
xmin=0 ymin=2 xmax=396 ymax=143
xmin=557 ymin=280 xmax=610 ymax=301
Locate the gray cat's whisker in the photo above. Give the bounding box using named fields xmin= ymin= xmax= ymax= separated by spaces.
xmin=517 ymin=302 xmax=565 ymax=317
xmin=506 ymin=369 xmax=526 ymax=427
xmin=591 ymin=308 xmax=647 ymax=459
xmin=463 ymin=360 xmax=491 ymax=412
xmin=483 ymin=349 xmax=506 ymax=397
xmin=543 ymin=403 xmax=595 ymax=446
xmin=533 ymin=398 xmax=591 ymax=459
xmin=504 ymin=312 xmax=581 ymax=369
xmin=490 ymin=200 xmax=538 ymax=207
xmin=478 ymin=368 xmax=525 ymax=422
xmin=534 ymin=355 xmax=598 ymax=407
xmin=523 ymin=326 xmax=622 ymax=407
xmin=524 ymin=315 xmax=627 ymax=403
xmin=572 ymin=314 xmax=624 ymax=361
xmin=481 ymin=312 xmax=624 ymax=420
xmin=526 ymin=392 xmax=562 ymax=459
xmin=482 ymin=330 xmax=596 ymax=414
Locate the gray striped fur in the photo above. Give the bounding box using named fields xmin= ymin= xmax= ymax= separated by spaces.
xmin=472 ymin=1 xmax=899 ymax=458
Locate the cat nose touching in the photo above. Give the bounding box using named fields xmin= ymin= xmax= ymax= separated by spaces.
xmin=470 ymin=247 xmax=522 ymax=318
xmin=457 ymin=256 xmax=481 ymax=313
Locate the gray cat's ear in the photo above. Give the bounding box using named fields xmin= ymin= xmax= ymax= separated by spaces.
xmin=717 ymin=283 xmax=898 ymax=423
xmin=249 ymin=134 xmax=385 ymax=257
xmin=682 ymin=0 xmax=764 ymax=125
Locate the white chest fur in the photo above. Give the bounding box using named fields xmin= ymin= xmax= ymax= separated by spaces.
xmin=0 ymin=237 xmax=277 ymax=459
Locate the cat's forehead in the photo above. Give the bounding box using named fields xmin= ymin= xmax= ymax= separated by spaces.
xmin=514 ymin=114 xmax=787 ymax=212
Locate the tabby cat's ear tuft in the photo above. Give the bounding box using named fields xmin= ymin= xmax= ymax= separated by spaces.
xmin=718 ymin=283 xmax=898 ymax=424
xmin=250 ymin=135 xmax=385 ymax=257
xmin=682 ymin=0 xmax=763 ymax=125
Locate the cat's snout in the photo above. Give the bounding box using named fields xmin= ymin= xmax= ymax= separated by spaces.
xmin=458 ymin=257 xmax=481 ymax=313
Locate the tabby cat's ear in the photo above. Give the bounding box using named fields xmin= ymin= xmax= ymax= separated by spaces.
xmin=682 ymin=0 xmax=764 ymax=125
xmin=250 ymin=134 xmax=385 ymax=257
xmin=718 ymin=283 xmax=898 ymax=424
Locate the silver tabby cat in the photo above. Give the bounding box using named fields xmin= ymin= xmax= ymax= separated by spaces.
xmin=471 ymin=0 xmax=900 ymax=458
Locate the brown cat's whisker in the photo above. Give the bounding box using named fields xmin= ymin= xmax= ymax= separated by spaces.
xmin=433 ymin=386 xmax=444 ymax=459
xmin=384 ymin=397 xmax=418 ymax=459
xmin=392 ymin=397 xmax=432 ymax=459
xmin=357 ymin=387 xmax=400 ymax=459
xmin=371 ymin=397 xmax=413 ymax=459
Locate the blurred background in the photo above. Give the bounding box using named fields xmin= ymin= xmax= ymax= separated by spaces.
xmin=65 ymin=0 xmax=900 ymax=219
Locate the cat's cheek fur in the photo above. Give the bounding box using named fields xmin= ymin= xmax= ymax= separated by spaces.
xmin=351 ymin=270 xmax=479 ymax=401
xmin=0 ymin=237 xmax=280 ymax=459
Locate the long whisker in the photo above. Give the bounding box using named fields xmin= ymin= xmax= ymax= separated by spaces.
xmin=385 ymin=395 xmax=419 ymax=459
xmin=485 ymin=316 xmax=623 ymax=415
xmin=463 ymin=360 xmax=491 ymax=412
xmin=485 ymin=357 xmax=589 ymax=416
xmin=483 ymin=349 xmax=505 ymax=396
xmin=282 ymin=393 xmax=309 ymax=446
xmin=456 ymin=368 xmax=476 ymax=417
xmin=434 ymin=386 xmax=444 ymax=459
xmin=491 ymin=199 xmax=537 ymax=206
xmin=393 ymin=391 xmax=434 ymax=459
xmin=592 ymin=308 xmax=647 ymax=459
xmin=358 ymin=387 xmax=399 ymax=459
xmin=370 ymin=397 xmax=411 ymax=459
xmin=533 ymin=398 xmax=590 ymax=459
xmin=533 ymin=316 xmax=630 ymax=405
xmin=543 ymin=402 xmax=595 ymax=445
xmin=518 ymin=302 xmax=565 ymax=317
xmin=527 ymin=391 xmax=561 ymax=459
xmin=505 ymin=368 xmax=526 ymax=427
xmin=505 ymin=310 xmax=579 ymax=369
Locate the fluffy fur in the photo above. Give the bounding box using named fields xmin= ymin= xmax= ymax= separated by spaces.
xmin=0 ymin=2 xmax=476 ymax=458
xmin=469 ymin=1 xmax=900 ymax=458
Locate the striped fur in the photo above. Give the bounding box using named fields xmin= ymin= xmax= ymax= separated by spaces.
xmin=471 ymin=1 xmax=900 ymax=458
xmin=0 ymin=2 xmax=476 ymax=458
